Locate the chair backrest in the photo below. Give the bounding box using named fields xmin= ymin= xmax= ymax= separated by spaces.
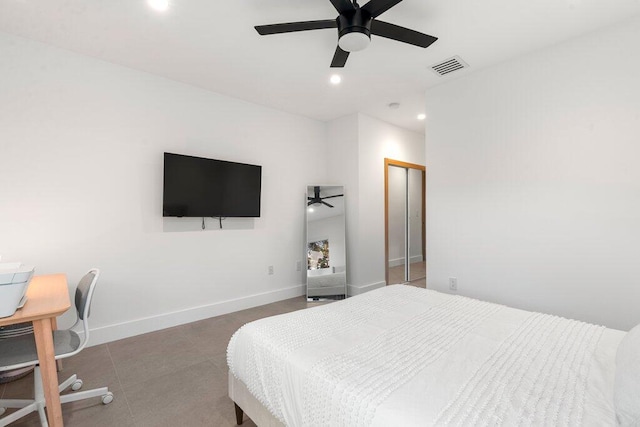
xmin=75 ymin=269 xmax=100 ymax=321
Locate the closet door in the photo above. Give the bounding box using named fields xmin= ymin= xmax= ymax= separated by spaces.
xmin=385 ymin=159 xmax=426 ymax=286
xmin=387 ymin=165 xmax=408 ymax=284
xmin=408 ymin=168 xmax=425 ymax=282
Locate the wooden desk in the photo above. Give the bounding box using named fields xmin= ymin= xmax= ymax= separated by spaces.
xmin=0 ymin=274 xmax=70 ymax=427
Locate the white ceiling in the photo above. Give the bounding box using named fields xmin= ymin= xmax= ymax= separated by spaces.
xmin=1 ymin=0 xmax=639 ymax=133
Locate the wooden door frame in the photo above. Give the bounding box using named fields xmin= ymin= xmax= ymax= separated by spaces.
xmin=384 ymin=158 xmax=426 ymax=286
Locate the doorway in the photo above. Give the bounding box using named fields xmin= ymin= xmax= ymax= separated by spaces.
xmin=384 ymin=158 xmax=426 ymax=287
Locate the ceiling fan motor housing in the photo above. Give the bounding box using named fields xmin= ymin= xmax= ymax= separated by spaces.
xmin=337 ymin=9 xmax=372 ymax=52
xmin=254 ymin=0 xmax=438 ymax=66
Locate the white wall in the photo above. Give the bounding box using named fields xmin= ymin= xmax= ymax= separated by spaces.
xmin=0 ymin=32 xmax=327 ymax=344
xmin=326 ymin=115 xmax=360 ymax=288
xmin=356 ymin=114 xmax=425 ymax=289
xmin=425 ymin=17 xmax=640 ymax=331
xmin=327 ymin=113 xmax=424 ymax=293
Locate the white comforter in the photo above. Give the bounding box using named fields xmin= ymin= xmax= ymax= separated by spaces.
xmin=227 ymin=285 xmax=624 ymax=426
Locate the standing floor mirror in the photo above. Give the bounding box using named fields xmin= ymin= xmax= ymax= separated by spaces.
xmin=306 ymin=185 xmax=347 ymax=301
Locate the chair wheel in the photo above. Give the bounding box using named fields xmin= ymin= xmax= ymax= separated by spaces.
xmin=71 ymin=379 xmax=83 ymax=391
xmin=102 ymin=392 xmax=114 ymax=405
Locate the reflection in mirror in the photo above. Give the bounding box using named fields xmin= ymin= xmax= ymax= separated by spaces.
xmin=306 ymin=185 xmax=347 ymax=301
xmin=408 ymin=168 xmax=425 ymax=282
xmin=387 ymin=166 xmax=407 ymax=283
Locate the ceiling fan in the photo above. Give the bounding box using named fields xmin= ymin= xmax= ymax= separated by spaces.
xmin=255 ymin=0 xmax=438 ymax=68
xmin=308 ymin=186 xmax=344 ymax=208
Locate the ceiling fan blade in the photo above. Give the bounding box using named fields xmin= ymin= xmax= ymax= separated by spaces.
xmin=321 ymin=194 xmax=344 ymax=199
xmin=361 ymin=0 xmax=403 ymax=18
xmin=330 ymin=0 xmax=356 ymax=14
xmin=255 ymin=20 xmax=337 ymax=36
xmin=370 ymin=20 xmax=437 ymax=48
xmin=322 ymin=201 xmax=335 ymax=208
xmin=330 ymin=46 xmax=349 ymax=68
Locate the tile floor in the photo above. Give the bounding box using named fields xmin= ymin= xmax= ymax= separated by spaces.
xmin=388 ymin=261 xmax=426 ymax=288
xmin=0 ymin=297 xmax=310 ymax=427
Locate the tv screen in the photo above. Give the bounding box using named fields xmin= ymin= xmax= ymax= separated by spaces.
xmin=163 ymin=152 xmax=262 ymax=218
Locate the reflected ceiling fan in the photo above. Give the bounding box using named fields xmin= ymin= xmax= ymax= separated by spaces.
xmin=255 ymin=0 xmax=438 ymax=67
xmin=308 ymin=186 xmax=344 ymax=208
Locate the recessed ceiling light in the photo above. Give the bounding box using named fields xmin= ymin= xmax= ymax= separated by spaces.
xmin=308 ymin=208 xmax=314 ymax=213
xmin=147 ymin=0 xmax=169 ymax=12
xmin=330 ymin=74 xmax=342 ymax=85
xmin=417 ymin=113 xmax=426 ymax=120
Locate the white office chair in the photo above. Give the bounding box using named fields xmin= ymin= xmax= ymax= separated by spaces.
xmin=0 ymin=269 xmax=113 ymax=427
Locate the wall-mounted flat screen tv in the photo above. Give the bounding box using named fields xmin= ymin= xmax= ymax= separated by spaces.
xmin=163 ymin=152 xmax=262 ymax=218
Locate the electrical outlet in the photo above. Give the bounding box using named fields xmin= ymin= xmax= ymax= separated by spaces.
xmin=449 ymin=277 xmax=458 ymax=291
xmin=268 ymin=265 xmax=274 ymax=275
xmin=295 ymin=261 xmax=302 ymax=272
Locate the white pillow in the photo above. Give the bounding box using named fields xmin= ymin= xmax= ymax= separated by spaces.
xmin=615 ymin=323 xmax=640 ymax=426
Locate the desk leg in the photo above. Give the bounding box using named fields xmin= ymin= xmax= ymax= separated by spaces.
xmin=33 ymin=318 xmax=64 ymax=427
xmin=51 ymin=317 xmax=63 ymax=372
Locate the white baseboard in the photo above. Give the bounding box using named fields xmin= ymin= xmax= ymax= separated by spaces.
xmin=388 ymin=257 xmax=404 ymax=268
xmin=347 ymin=281 xmax=385 ymax=296
xmin=388 ymin=255 xmax=424 ymax=268
xmin=410 ymin=255 xmax=424 ymax=264
xmin=87 ymin=284 xmax=306 ymax=346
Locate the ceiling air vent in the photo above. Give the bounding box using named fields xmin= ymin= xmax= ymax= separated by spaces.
xmin=430 ymin=56 xmax=469 ymax=76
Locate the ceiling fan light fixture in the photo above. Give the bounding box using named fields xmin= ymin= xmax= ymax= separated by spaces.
xmin=255 ymin=0 xmax=437 ymax=68
xmin=338 ymin=32 xmax=370 ymax=52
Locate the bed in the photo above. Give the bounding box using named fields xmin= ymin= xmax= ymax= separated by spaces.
xmin=227 ymin=285 xmax=639 ymax=426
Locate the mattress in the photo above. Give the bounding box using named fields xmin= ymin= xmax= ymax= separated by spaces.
xmin=227 ymin=285 xmax=625 ymax=426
